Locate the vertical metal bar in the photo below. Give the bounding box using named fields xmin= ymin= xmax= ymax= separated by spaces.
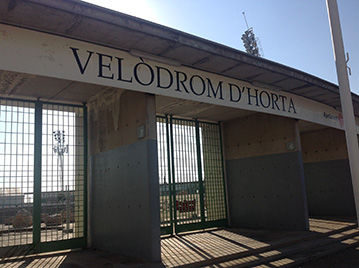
xmin=189 ymin=120 xmax=195 ymax=224
xmin=10 ymin=104 xmax=17 ymax=244
xmin=33 ymin=101 xmax=42 ymax=250
xmin=0 ymin=100 xmax=4 ymax=247
xmin=213 ymin=124 xmax=220 ymax=220
xmin=83 ymin=103 xmax=88 ymax=246
xmin=212 ymin=124 xmax=219 ymax=220
xmin=158 ymin=117 xmax=164 ymax=227
xmin=180 ymin=120 xmax=186 ymax=224
xmin=203 ymin=123 xmax=211 ymax=220
xmin=159 ymin=117 xmax=165 ymax=227
xmin=187 ymin=120 xmax=193 ymax=224
xmin=219 ymin=122 xmax=229 ymax=224
xmin=195 ymin=120 xmax=206 ymax=223
xmin=165 ymin=115 xmax=173 ymax=232
xmin=169 ymin=116 xmax=178 ymax=233
xmin=190 ymin=121 xmax=198 ymax=223
xmin=206 ymin=123 xmax=213 ymax=220
xmin=189 ymin=122 xmax=195 ymax=222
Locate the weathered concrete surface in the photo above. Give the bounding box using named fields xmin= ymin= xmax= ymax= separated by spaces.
xmin=224 ymin=113 xmax=302 ymax=160
xmin=301 ymin=128 xmax=348 ymax=163
xmin=90 ymin=140 xmax=160 ymax=261
xmin=301 ymin=128 xmax=356 ymax=216
xmin=223 ymin=113 xmax=309 ymax=230
xmin=88 ymin=88 xmax=160 ymax=262
xmin=88 ymin=88 xmax=156 ymax=155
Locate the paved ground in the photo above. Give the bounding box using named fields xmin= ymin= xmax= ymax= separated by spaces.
xmin=1 ymin=247 xmax=359 ymax=268
xmin=298 ymin=246 xmax=359 ymax=268
xmin=0 ymin=249 xmax=165 ymax=268
xmin=0 ymin=218 xmax=357 ymax=268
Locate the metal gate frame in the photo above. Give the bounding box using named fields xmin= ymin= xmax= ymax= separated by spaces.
xmin=157 ymin=115 xmax=227 ymax=235
xmin=0 ymin=98 xmax=87 ymax=258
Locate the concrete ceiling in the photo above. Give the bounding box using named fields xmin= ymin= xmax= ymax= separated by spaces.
xmin=0 ymin=69 xmax=253 ymax=122
xmin=0 ymin=70 xmax=108 ymax=104
xmin=155 ymin=95 xmax=328 ymax=132
xmin=155 ymin=95 xmax=255 ymax=122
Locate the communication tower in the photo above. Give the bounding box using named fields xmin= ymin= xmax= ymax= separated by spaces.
xmin=241 ymin=12 xmax=263 ymax=57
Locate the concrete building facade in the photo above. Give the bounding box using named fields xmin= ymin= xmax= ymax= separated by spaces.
xmin=0 ymin=0 xmax=357 ymax=262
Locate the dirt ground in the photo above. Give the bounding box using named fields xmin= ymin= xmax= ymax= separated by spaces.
xmin=299 ymin=247 xmax=359 ymax=268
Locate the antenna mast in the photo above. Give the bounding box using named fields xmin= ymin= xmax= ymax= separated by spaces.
xmin=243 ymin=12 xmax=250 ymax=29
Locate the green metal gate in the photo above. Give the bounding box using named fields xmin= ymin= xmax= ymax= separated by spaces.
xmin=157 ymin=115 xmax=227 ymax=235
xmin=0 ymin=98 xmax=87 ymax=258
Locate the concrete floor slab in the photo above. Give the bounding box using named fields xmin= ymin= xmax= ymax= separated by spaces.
xmin=0 ymin=218 xmax=357 ymax=268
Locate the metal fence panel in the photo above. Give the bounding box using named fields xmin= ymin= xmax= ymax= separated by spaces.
xmin=199 ymin=122 xmax=227 ymax=222
xmin=41 ymin=104 xmax=85 ymax=243
xmin=172 ymin=118 xmax=202 ymax=230
xmin=157 ymin=116 xmax=227 ymax=234
xmin=0 ymin=100 xmax=35 ymax=247
xmin=157 ymin=116 xmax=173 ymax=234
xmin=0 ymin=99 xmax=86 ymax=257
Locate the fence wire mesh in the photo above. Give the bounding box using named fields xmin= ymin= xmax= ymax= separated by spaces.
xmin=0 ymin=100 xmax=35 ymax=247
xmin=41 ymin=104 xmax=85 ymax=242
xmin=157 ymin=116 xmax=227 ymax=234
xmin=0 ymin=99 xmax=85 ymax=252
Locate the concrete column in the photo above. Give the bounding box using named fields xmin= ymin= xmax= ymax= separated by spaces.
xmin=223 ymin=113 xmax=309 ymax=230
xmin=88 ymin=88 xmax=160 ymax=262
xmin=301 ymin=128 xmax=356 ymax=216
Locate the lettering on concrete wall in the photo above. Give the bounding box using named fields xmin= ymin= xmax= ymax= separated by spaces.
xmin=0 ymin=24 xmax=351 ymax=130
xmin=324 ymin=112 xmax=344 ymax=128
xmin=70 ymin=47 xmax=296 ymax=114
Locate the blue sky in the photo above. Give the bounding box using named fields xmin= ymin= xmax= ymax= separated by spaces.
xmin=82 ymin=0 xmax=358 ymax=94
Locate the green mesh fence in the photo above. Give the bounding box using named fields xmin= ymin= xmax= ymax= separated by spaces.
xmin=0 ymin=99 xmax=86 ymax=257
xmin=157 ymin=116 xmax=227 ymax=234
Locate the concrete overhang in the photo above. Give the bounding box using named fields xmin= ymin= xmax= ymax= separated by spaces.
xmin=0 ymin=0 xmax=358 ymax=123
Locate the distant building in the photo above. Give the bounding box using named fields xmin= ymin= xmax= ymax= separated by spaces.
xmin=0 ymin=188 xmax=24 ymax=207
xmin=41 ymin=190 xmax=75 ymax=204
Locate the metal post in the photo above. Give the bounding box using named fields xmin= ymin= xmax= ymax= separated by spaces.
xmin=165 ymin=115 xmax=174 ymax=233
xmin=195 ymin=120 xmax=206 ymax=223
xmin=33 ymin=101 xmax=42 ymax=249
xmin=169 ymin=116 xmax=178 ymax=233
xmin=83 ymin=103 xmax=88 ymax=246
xmin=219 ymin=123 xmax=229 ymax=225
xmin=326 ymin=0 xmax=359 ymax=224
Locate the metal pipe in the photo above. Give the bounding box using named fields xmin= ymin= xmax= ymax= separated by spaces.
xmin=326 ymin=0 xmax=359 ymax=224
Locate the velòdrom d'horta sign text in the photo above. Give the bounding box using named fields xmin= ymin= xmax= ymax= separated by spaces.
xmin=0 ymin=23 xmax=351 ymax=130
xmin=69 ymin=47 xmax=297 ymax=114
